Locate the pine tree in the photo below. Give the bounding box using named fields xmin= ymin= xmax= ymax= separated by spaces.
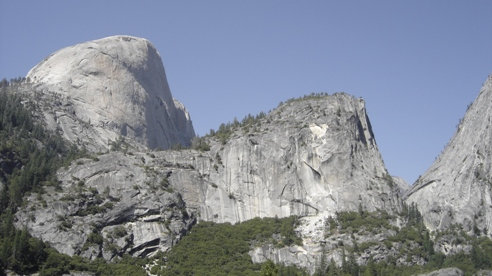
xmin=326 ymin=258 xmax=340 ymax=276
xmin=260 ymin=260 xmax=278 ymax=276
xmin=348 ymin=251 xmax=359 ymax=276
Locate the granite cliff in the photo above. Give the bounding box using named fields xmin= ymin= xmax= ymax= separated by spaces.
xmin=9 ymin=35 xmax=492 ymax=274
xmin=406 ymin=76 xmax=492 ymax=235
xmin=15 ymin=36 xmax=402 ymax=267
xmin=25 ymin=35 xmax=195 ymax=151
xmin=15 ymin=92 xmax=404 ymax=266
xmin=15 ymin=152 xmax=195 ymax=260
xmin=176 ymin=93 xmax=403 ymax=224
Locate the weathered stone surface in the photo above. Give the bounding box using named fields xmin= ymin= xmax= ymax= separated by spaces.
xmin=249 ymin=212 xmax=423 ymax=274
xmin=249 ymin=215 xmax=334 ymax=274
xmin=15 ymin=93 xmax=404 ymax=267
xmin=432 ymin=234 xmax=472 ymax=256
xmin=417 ymin=267 xmax=464 ymax=276
xmin=181 ymin=94 xmax=403 ymax=223
xmin=406 ymin=75 xmax=492 ymax=234
xmin=16 ymin=38 xmax=407 ymax=268
xmin=160 ymin=94 xmax=400 ymax=223
xmin=15 ymin=152 xmax=195 ymax=260
xmin=25 ymin=35 xmax=195 ymax=151
xmin=392 ymin=176 xmax=410 ymax=194
xmin=168 ymin=94 xmax=404 ymax=273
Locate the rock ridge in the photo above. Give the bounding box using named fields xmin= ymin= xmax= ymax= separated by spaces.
xmin=175 ymin=93 xmax=403 ymax=223
xmin=406 ymin=75 xmax=492 ymax=235
xmin=15 ymin=92 xmax=404 ymax=263
xmin=25 ymin=35 xmax=195 ymax=151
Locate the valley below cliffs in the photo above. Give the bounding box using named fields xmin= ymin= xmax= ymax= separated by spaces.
xmin=2 ymin=35 xmax=492 ymax=275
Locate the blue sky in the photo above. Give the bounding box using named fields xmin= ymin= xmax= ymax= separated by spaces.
xmin=1 ymin=1 xmax=491 ymax=184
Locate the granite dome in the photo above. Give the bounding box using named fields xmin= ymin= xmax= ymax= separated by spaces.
xmin=26 ymin=35 xmax=195 ymax=151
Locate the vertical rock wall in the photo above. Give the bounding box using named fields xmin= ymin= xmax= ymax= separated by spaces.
xmin=25 ymin=35 xmax=195 ymax=151
xmin=406 ymin=75 xmax=492 ymax=234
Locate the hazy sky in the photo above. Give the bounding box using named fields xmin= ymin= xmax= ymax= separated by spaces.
xmin=1 ymin=1 xmax=491 ymax=184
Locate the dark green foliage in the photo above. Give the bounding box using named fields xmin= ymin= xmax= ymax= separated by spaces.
xmin=0 ymin=81 xmax=86 ymax=273
xmin=0 ymin=82 xmax=85 ymax=209
xmin=2 ymin=80 xmax=492 ymax=275
xmin=151 ymin=216 xmax=305 ymax=275
xmin=205 ymin=112 xmax=267 ymax=144
xmin=0 ymin=81 xmax=149 ymax=274
xmin=0 ymin=225 xmax=148 ymax=275
xmin=314 ymin=236 xmax=492 ymax=276
xmin=191 ymin=136 xmax=210 ymax=151
xmin=1 ymin=227 xmax=46 ymax=273
xmin=315 ymin=207 xmax=492 ymax=276
xmin=38 ymin=250 xmax=147 ymax=276
xmin=334 ymin=210 xmax=395 ymax=234
xmin=75 ymin=200 xmax=113 ymax=216
xmin=112 ymin=226 xmax=127 ymax=238
xmin=281 ymin=92 xmax=330 ymax=106
xmin=86 ymin=232 xmax=104 ymax=246
xmin=470 ymin=237 xmax=492 ymax=270
xmin=260 ymin=260 xmax=278 ymax=276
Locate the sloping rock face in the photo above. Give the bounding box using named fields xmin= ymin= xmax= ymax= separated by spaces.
xmin=15 ymin=152 xmax=195 ymax=260
xmin=417 ymin=267 xmax=464 ymax=276
xmin=406 ymin=76 xmax=492 ymax=234
xmin=25 ymin=35 xmax=195 ymax=151
xmin=175 ymin=93 xmax=403 ymax=223
xmin=15 ymin=93 xmax=403 ymax=263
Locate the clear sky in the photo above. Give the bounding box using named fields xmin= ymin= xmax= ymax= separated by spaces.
xmin=1 ymin=1 xmax=491 ymax=185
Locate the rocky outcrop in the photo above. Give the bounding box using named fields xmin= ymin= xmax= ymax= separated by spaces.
xmin=11 ymin=34 xmax=492 ymax=274
xmin=476 ymin=271 xmax=492 ymax=276
xmin=16 ymin=93 xmax=403 ymax=264
xmin=25 ymin=35 xmax=195 ymax=151
xmin=406 ymin=76 xmax=492 ymax=235
xmin=249 ymin=210 xmax=427 ymax=274
xmin=417 ymin=267 xmax=464 ymax=276
xmin=249 ymin=215 xmax=338 ymax=274
xmin=181 ymin=93 xmax=403 ymax=223
xmin=15 ymin=152 xmax=195 ymax=260
xmin=14 ymin=35 xmax=407 ymax=268
xmin=170 ymin=93 xmax=404 ymax=272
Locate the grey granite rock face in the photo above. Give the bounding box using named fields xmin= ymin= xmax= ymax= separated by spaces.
xmin=15 ymin=152 xmax=195 ymax=260
xmin=25 ymin=35 xmax=195 ymax=151
xmin=185 ymin=93 xmax=403 ymax=223
xmin=169 ymin=94 xmax=404 ymax=272
xmin=248 ymin=211 xmax=424 ymax=274
xmin=14 ymin=38 xmax=406 ymax=268
xmin=406 ymin=76 xmax=492 ymax=235
xmin=15 ymin=93 xmax=403 ymax=264
xmin=417 ymin=267 xmax=464 ymax=276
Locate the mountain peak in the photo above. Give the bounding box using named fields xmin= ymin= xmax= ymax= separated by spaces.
xmin=25 ymin=36 xmax=195 ymax=151
xmin=406 ymin=75 xmax=492 ymax=234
